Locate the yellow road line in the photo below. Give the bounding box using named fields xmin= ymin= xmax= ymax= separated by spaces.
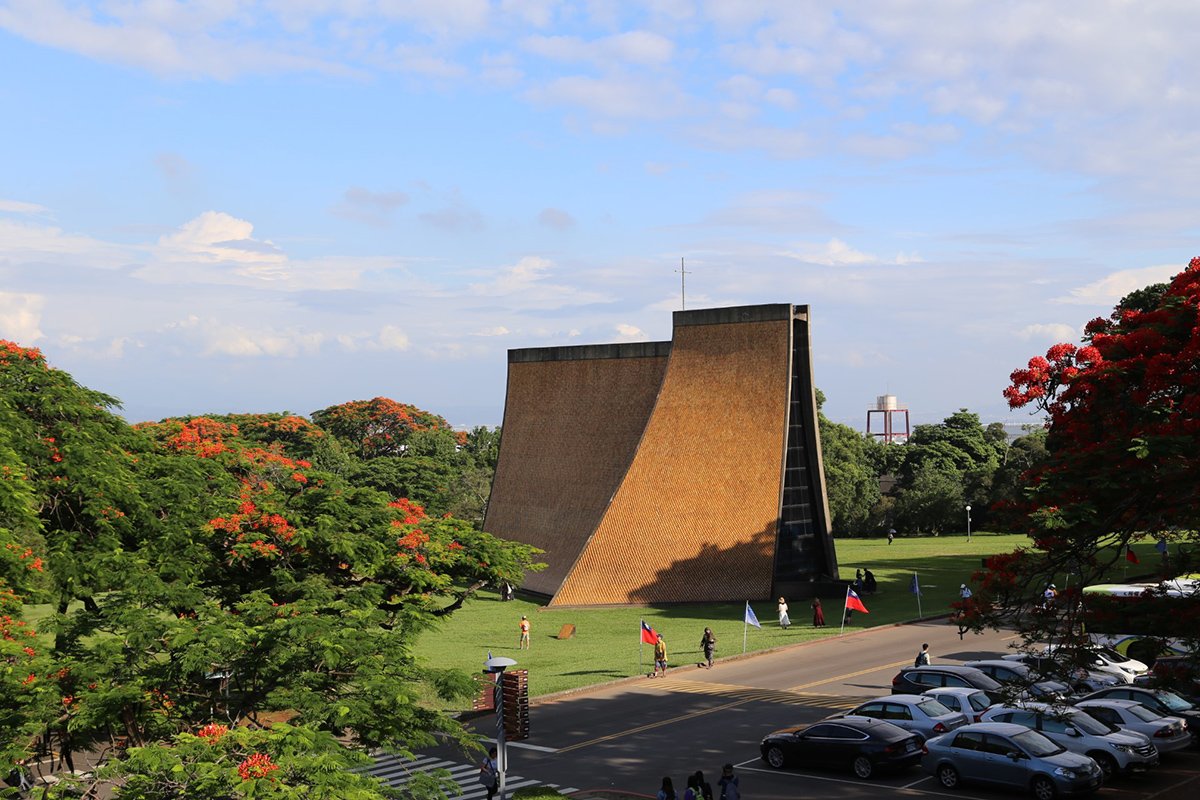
xmin=788 ymin=658 xmax=913 ymax=692
xmin=557 ymin=697 xmax=752 ymax=753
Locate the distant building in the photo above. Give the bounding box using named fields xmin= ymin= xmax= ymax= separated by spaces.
xmin=483 ymin=303 xmax=840 ymax=606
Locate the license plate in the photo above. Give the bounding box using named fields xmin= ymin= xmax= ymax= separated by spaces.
xmin=906 ymin=741 xmax=917 ymax=752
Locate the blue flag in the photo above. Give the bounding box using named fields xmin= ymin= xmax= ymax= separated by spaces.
xmin=744 ymin=601 xmax=761 ymax=628
xmin=909 ymin=573 xmax=921 ymax=596
xmin=1156 ymin=538 xmax=1168 ymax=554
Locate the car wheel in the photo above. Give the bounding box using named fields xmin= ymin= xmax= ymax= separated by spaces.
xmin=1090 ymin=753 xmax=1117 ymax=780
xmin=936 ymin=764 xmax=959 ymax=789
xmin=764 ymin=746 xmax=785 ymax=769
xmin=852 ymin=756 xmax=874 ymax=779
xmin=1031 ymin=775 xmax=1057 ymax=800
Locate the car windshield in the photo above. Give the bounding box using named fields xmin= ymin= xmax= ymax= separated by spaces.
xmin=1126 ymin=704 xmax=1163 ymax=722
xmin=1065 ymin=710 xmax=1111 ymax=736
xmin=1157 ymin=691 xmax=1194 ymax=712
xmin=917 ymin=699 xmax=953 ymax=717
xmin=968 ymin=693 xmax=991 ymax=712
xmin=1012 ymin=729 xmax=1065 ymax=757
xmin=1094 ymin=647 xmax=1126 ymax=663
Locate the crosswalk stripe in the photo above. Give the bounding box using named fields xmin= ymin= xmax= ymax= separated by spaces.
xmin=368 ymin=753 xmax=577 ymax=799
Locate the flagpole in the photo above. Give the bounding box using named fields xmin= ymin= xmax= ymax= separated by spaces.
xmin=840 ymin=586 xmax=849 ymax=635
xmin=743 ymin=603 xmax=749 ymax=654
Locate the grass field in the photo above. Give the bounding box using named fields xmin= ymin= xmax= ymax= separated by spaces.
xmin=413 ymin=532 xmax=1037 ymax=699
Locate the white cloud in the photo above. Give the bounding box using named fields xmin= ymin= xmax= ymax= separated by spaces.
xmin=194 ymin=320 xmax=325 ymax=358
xmin=1018 ymin=323 xmax=1079 ymax=343
xmin=157 ymin=211 xmax=285 ymax=265
xmin=376 ymin=325 xmax=411 ymax=351
xmin=473 ymin=326 xmax=511 ymax=337
xmin=1059 ymin=264 xmax=1182 ymax=305
xmin=0 ymin=198 xmax=50 ymax=215
xmin=615 ymin=323 xmax=645 ymax=340
xmin=522 ymin=30 xmax=674 ymax=67
xmin=0 ymin=292 xmax=45 ymax=343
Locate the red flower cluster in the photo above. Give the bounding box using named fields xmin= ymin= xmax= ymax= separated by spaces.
xmin=197 ymin=723 xmax=229 ymax=743
xmin=0 ymin=340 xmax=45 ymax=365
xmin=237 ymin=753 xmax=280 ymax=781
xmin=5 ymin=543 xmax=45 ymax=572
xmin=159 ymin=417 xmax=239 ymax=458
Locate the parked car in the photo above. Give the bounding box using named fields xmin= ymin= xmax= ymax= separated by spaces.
xmin=1002 ymin=653 xmax=1121 ymax=693
xmin=981 ymin=701 xmax=1159 ymax=778
xmin=966 ymin=660 xmax=1072 ymax=700
xmin=828 ymin=694 xmax=968 ymax=741
xmin=891 ymin=665 xmax=1005 ymax=703
xmin=1078 ymin=686 xmax=1200 ymax=744
xmin=922 ymin=687 xmax=995 ymax=722
xmin=1074 ymin=698 xmax=1191 ymax=754
xmin=922 ymin=722 xmax=1103 ymax=800
xmin=759 ymin=716 xmax=924 ymax=778
xmin=1133 ymin=656 xmax=1200 ymax=702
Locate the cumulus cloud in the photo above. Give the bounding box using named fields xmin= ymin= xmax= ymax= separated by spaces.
xmin=468 ymin=256 xmax=610 ymax=308
xmin=0 ymin=291 xmax=45 ymax=343
xmin=615 ymin=323 xmax=645 ymax=340
xmin=1059 ymin=264 xmax=1183 ymax=305
xmin=1018 ymin=323 xmax=1079 ymax=343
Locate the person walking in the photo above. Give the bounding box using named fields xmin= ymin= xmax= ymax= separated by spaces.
xmin=683 ymin=775 xmax=701 ymax=800
xmin=718 ymin=764 xmax=740 ymax=800
xmin=693 ymin=771 xmax=713 ymax=800
xmin=810 ymin=596 xmax=825 ymax=627
xmin=959 ymin=583 xmax=973 ymax=600
xmin=652 ymin=633 xmax=668 ymax=678
xmin=518 ymin=615 xmax=530 ymax=649
xmin=657 ymin=777 xmax=676 ymax=800
xmin=777 ymin=596 xmax=791 ymax=629
xmin=915 ymin=642 xmax=931 ymax=666
xmin=478 ymin=747 xmax=498 ymax=800
xmin=887 ymin=528 xmax=895 ymax=545
xmin=699 ymin=627 xmax=716 ymax=669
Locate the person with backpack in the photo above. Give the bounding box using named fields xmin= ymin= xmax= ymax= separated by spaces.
xmin=914 ymin=642 xmax=931 ymax=666
xmin=478 ymin=747 xmax=498 ymax=800
xmin=657 ymin=776 xmax=676 ymax=800
xmin=683 ymin=774 xmax=701 ymax=800
xmin=699 ymin=627 xmax=716 ymax=669
xmin=718 ymin=763 xmax=740 ymax=800
xmin=693 ymin=771 xmax=713 ymax=800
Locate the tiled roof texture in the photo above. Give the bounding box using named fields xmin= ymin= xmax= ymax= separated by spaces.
xmin=483 ymin=353 xmax=668 ymax=596
xmin=552 ymin=318 xmax=789 ymax=606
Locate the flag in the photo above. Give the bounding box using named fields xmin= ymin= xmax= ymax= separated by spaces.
xmin=640 ymin=620 xmax=658 ymax=644
xmin=845 ymin=588 xmax=870 ymax=614
xmin=1126 ymin=546 xmax=1139 ymax=564
xmin=1155 ymin=538 xmax=1168 ymax=554
xmin=744 ymin=602 xmax=761 ymax=628
xmin=909 ymin=573 xmax=921 ymax=596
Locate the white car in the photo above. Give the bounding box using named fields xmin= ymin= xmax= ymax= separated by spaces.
xmin=1074 ymin=698 xmax=1191 ymax=754
xmin=920 ymin=687 xmax=994 ymax=722
xmin=1040 ymin=645 xmax=1148 ymax=684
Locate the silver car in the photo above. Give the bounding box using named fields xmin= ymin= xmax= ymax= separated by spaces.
xmin=1074 ymin=698 xmax=1191 ymax=754
xmin=922 ymin=722 xmax=1103 ymax=800
xmin=982 ymin=701 xmax=1159 ymax=778
xmin=1003 ymin=653 xmax=1121 ymax=692
xmin=829 ymin=694 xmax=968 ymax=741
xmin=922 ymin=687 xmax=994 ymax=722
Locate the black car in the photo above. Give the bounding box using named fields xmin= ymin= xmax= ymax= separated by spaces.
xmin=760 ymin=717 xmax=924 ymax=778
xmin=892 ymin=666 xmax=1005 ymax=704
xmin=1077 ymin=686 xmax=1200 ymax=745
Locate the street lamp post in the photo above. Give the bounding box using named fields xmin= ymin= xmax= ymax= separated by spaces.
xmin=484 ymin=656 xmax=517 ymax=800
xmin=965 ymin=504 xmax=972 ymax=542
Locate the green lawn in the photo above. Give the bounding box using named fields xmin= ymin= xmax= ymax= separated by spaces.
xmin=413 ymin=532 xmax=1034 ymax=699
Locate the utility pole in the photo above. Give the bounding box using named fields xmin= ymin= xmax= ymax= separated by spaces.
xmin=676 ymin=257 xmax=690 ymax=310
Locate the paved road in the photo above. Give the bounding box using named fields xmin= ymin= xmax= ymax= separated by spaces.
xmin=416 ymin=618 xmax=1200 ymax=800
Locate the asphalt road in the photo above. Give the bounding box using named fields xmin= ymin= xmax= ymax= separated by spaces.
xmin=435 ymin=617 xmax=1200 ymax=800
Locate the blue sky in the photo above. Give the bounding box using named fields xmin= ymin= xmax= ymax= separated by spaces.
xmin=2 ymin=1 xmax=1198 ymax=430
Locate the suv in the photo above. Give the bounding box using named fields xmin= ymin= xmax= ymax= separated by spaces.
xmin=981 ymin=701 xmax=1159 ymax=778
xmin=1078 ymin=686 xmax=1200 ymax=744
xmin=966 ymin=660 xmax=1071 ymax=700
xmin=892 ymin=666 xmax=1005 ymax=704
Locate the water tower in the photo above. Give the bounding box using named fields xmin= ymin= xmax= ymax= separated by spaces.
xmin=866 ymin=395 xmax=910 ymax=443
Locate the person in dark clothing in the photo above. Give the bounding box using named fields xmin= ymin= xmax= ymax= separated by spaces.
xmin=657 ymin=777 xmax=676 ymax=800
xmin=699 ymin=627 xmax=716 ymax=669
xmin=863 ymin=568 xmax=877 ymax=594
xmin=693 ymin=771 xmax=713 ymax=800
xmin=811 ymin=596 xmax=825 ymax=627
xmin=718 ymin=764 xmax=740 ymax=800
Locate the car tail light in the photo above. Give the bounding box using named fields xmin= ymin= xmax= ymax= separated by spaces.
xmin=893 ymin=675 xmax=902 ymax=687
xmin=922 ymin=743 xmax=929 ymax=754
xmin=932 ymin=722 xmax=947 ymax=733
xmin=1154 ymin=727 xmax=1176 ymax=738
xmin=974 ymin=714 xmax=983 ymax=722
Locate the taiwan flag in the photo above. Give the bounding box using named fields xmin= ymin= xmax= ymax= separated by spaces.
xmin=640 ymin=620 xmax=658 ymax=644
xmin=845 ymin=588 xmax=870 ymax=614
xmin=1126 ymin=546 xmax=1140 ymax=564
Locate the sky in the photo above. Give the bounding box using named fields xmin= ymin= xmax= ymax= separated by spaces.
xmin=2 ymin=1 xmax=1199 ymax=432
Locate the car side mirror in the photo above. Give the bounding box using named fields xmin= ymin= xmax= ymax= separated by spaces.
xmin=1065 ymin=726 xmax=1079 ymax=737
xmin=1006 ymin=751 xmax=1022 ymax=761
